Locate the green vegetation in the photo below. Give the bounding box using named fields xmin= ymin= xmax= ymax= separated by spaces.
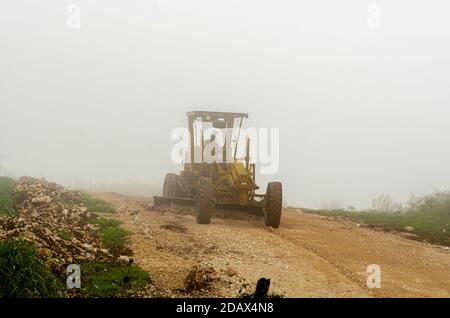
xmin=59 ymin=191 xmax=116 ymax=213
xmin=89 ymin=217 xmax=122 ymax=228
xmin=80 ymin=193 xmax=116 ymax=213
xmin=0 ymin=240 xmax=150 ymax=298
xmin=84 ymin=216 xmax=139 ymax=296
xmin=101 ymin=227 xmax=131 ymax=251
xmin=89 ymin=217 xmax=131 ymax=256
xmin=306 ymin=191 xmax=450 ymax=246
xmin=57 ymin=229 xmax=73 ymax=241
xmin=81 ymin=262 xmax=151 ymax=297
xmin=0 ymin=176 xmax=16 ymax=216
xmin=0 ymin=179 xmax=148 ymax=298
xmin=0 ymin=239 xmax=62 ymax=298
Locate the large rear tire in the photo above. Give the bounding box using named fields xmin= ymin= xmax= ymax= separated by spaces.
xmin=196 ymin=177 xmax=214 ymax=224
xmin=175 ymin=175 xmax=190 ymax=197
xmin=264 ymin=182 xmax=282 ymax=228
xmin=163 ymin=173 xmax=190 ymax=197
xmin=162 ymin=173 xmax=177 ymax=197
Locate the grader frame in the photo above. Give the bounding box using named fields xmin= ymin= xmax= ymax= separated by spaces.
xmin=153 ymin=111 xmax=282 ymax=228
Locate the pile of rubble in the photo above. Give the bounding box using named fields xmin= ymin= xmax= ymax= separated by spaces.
xmin=0 ymin=177 xmax=114 ymax=274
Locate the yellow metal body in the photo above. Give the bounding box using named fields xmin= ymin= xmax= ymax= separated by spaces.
xmin=158 ymin=111 xmax=266 ymax=210
xmin=182 ymin=160 xmax=262 ymax=207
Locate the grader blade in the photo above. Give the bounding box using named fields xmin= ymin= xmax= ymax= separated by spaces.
xmin=153 ymin=195 xmax=195 ymax=206
xmin=217 ymin=204 xmax=264 ymax=216
xmin=153 ymin=195 xmax=264 ymax=216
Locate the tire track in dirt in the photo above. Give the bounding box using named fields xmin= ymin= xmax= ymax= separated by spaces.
xmin=92 ymin=193 xmax=450 ymax=298
xmin=278 ymin=210 xmax=450 ymax=297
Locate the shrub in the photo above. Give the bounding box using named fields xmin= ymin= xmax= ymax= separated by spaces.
xmin=308 ymin=190 xmax=450 ymax=246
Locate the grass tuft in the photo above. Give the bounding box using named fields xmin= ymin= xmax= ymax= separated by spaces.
xmin=80 ymin=193 xmax=116 ymax=213
xmin=89 ymin=217 xmax=131 ymax=256
xmin=81 ymin=262 xmax=151 ymax=297
xmin=0 ymin=176 xmax=16 ymax=216
xmin=0 ymin=239 xmax=62 ymax=298
xmin=101 ymin=227 xmax=131 ymax=251
xmin=59 ymin=191 xmax=116 ymax=213
xmin=57 ymin=229 xmax=73 ymax=241
xmin=89 ymin=217 xmax=122 ymax=228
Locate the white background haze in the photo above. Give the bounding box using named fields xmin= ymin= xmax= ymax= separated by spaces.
xmin=1 ymin=0 xmax=450 ymax=209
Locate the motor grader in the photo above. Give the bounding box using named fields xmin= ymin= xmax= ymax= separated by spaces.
xmin=153 ymin=111 xmax=282 ymax=228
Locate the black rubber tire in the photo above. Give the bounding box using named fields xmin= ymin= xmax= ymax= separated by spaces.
xmin=264 ymin=182 xmax=282 ymax=228
xmin=175 ymin=175 xmax=189 ymax=197
xmin=196 ymin=177 xmax=214 ymax=224
xmin=162 ymin=173 xmax=177 ymax=197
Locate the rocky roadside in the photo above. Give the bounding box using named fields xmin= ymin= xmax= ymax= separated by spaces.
xmin=0 ymin=177 xmax=116 ymax=275
xmin=96 ymin=194 xmax=266 ymax=298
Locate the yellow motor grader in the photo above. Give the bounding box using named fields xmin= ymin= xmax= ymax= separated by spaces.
xmin=153 ymin=111 xmax=282 ymax=228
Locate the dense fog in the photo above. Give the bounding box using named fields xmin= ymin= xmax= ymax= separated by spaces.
xmin=1 ymin=1 xmax=450 ymax=208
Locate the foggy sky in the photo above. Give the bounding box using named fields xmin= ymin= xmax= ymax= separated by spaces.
xmin=1 ymin=0 xmax=450 ymax=209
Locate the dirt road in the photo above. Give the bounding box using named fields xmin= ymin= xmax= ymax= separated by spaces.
xmin=93 ymin=192 xmax=450 ymax=298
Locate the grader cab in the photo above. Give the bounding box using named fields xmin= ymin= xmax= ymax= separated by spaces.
xmin=153 ymin=111 xmax=282 ymax=228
